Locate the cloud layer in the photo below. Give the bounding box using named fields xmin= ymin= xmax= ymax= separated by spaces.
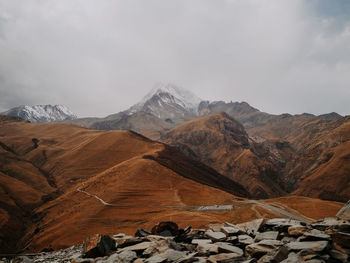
xmin=0 ymin=0 xmax=349 ymax=117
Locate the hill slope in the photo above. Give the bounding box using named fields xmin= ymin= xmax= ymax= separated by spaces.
xmin=161 ymin=112 xmax=286 ymax=199
xmin=0 ymin=116 xmax=248 ymax=252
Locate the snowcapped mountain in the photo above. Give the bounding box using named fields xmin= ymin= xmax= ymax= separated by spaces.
xmin=2 ymin=104 xmax=77 ymax=123
xmin=127 ymin=83 xmax=202 ymax=120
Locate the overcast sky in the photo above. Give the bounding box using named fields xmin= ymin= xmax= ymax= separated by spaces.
xmin=0 ymin=0 xmax=349 ymax=117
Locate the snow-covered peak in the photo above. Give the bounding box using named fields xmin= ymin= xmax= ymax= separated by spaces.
xmin=128 ymin=83 xmax=202 ymax=117
xmin=3 ymin=104 xmax=77 ymax=123
xmin=141 ymin=83 xmax=202 ymax=109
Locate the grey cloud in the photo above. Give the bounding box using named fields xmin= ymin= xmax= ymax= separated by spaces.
xmin=0 ymin=0 xmax=349 ymax=117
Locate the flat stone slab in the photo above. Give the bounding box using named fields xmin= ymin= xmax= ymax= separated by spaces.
xmin=207 ymin=253 xmax=243 ymax=263
xmin=191 ymin=239 xmax=212 ymax=245
xmin=220 ymin=226 xmax=241 ymax=236
xmin=246 ymin=240 xmax=283 ymax=257
xmin=286 ymin=241 xmax=328 ymax=252
xmin=215 ymin=242 xmax=243 ymax=255
xmin=238 ymin=235 xmax=254 ymax=245
xmin=205 ymin=230 xmax=226 ymax=241
xmin=254 ymin=231 xmax=279 ymax=241
xmin=119 ymin=241 xmax=153 ymax=252
xmin=237 ymin=218 xmax=264 ymax=235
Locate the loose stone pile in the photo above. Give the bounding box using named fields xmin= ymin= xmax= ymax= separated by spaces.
xmin=4 ymin=202 xmax=350 ymax=263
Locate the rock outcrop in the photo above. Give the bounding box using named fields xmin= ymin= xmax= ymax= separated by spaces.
xmin=5 ymin=207 xmax=350 ymax=263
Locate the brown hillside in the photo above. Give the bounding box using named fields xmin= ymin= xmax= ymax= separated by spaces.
xmin=161 ymin=112 xmax=286 ymax=199
xmin=0 ymin=116 xmax=247 ymax=252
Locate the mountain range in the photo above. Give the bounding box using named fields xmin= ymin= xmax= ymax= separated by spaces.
xmin=2 ymin=104 xmax=77 ymax=123
xmin=0 ymin=83 xmax=349 ymax=253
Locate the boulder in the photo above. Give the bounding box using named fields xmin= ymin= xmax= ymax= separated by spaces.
xmin=151 ymin=222 xmax=179 ymax=237
xmin=83 ymin=234 xmax=116 ymax=258
xmin=286 ymin=241 xmax=328 ymax=252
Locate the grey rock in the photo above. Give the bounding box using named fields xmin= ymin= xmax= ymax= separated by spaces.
xmin=103 ymin=251 xmax=137 ymax=263
xmin=280 ymin=252 xmax=305 ymax=263
xmin=207 ymin=253 xmax=244 ymax=263
xmin=114 ymin=235 xmax=144 ymax=247
xmin=12 ymin=257 xmax=33 ymax=263
xmin=286 ymin=241 xmax=328 ymax=252
xmin=191 ymin=239 xmax=212 ymax=245
xmin=330 ymin=249 xmax=348 ymax=262
xmin=337 ymin=200 xmax=350 ymax=220
xmin=220 ymin=226 xmax=241 ymax=236
xmin=238 ymin=235 xmax=254 ymax=245
xmin=237 ymin=219 xmax=264 ymax=235
xmin=254 ymin=231 xmax=279 ymax=241
xmin=145 ymin=255 xmax=166 ymax=263
xmin=119 ymin=241 xmax=153 ymax=252
xmin=142 ymin=240 xmax=169 ymax=256
xmin=196 ymin=243 xmax=219 ymax=253
xmin=300 ymin=229 xmax=331 ymax=241
xmin=281 ymin=236 xmax=297 ymax=243
xmin=205 ymin=230 xmax=226 ymax=241
xmin=245 ymin=240 xmax=283 ymax=257
xmin=215 ymin=242 xmax=243 ymax=255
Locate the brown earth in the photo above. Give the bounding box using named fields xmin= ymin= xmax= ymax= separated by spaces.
xmin=0 ymin=116 xmax=247 ymax=253
xmin=0 ymin=115 xmax=346 ymax=253
xmin=161 ymin=112 xmax=286 ymax=199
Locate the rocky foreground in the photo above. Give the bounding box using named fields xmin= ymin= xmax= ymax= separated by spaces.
xmin=3 ymin=202 xmax=350 ymax=263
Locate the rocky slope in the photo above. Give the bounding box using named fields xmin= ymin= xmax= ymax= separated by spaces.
xmin=2 ymin=104 xmax=77 ymax=123
xmin=161 ymin=112 xmax=286 ymax=199
xmin=6 ymin=203 xmax=350 ymax=263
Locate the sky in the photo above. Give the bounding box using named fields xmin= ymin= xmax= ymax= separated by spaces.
xmin=0 ymin=0 xmax=349 ymax=117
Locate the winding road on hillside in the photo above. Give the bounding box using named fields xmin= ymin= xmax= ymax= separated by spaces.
xmin=76 ymin=186 xmax=313 ymax=222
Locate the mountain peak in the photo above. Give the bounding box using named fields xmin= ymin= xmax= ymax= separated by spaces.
xmin=127 ymin=83 xmax=202 ymax=119
xmin=2 ymin=104 xmax=77 ymax=123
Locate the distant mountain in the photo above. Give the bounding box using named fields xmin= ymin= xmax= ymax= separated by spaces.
xmin=2 ymin=104 xmax=77 ymax=123
xmin=126 ymin=83 xmax=202 ymax=122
